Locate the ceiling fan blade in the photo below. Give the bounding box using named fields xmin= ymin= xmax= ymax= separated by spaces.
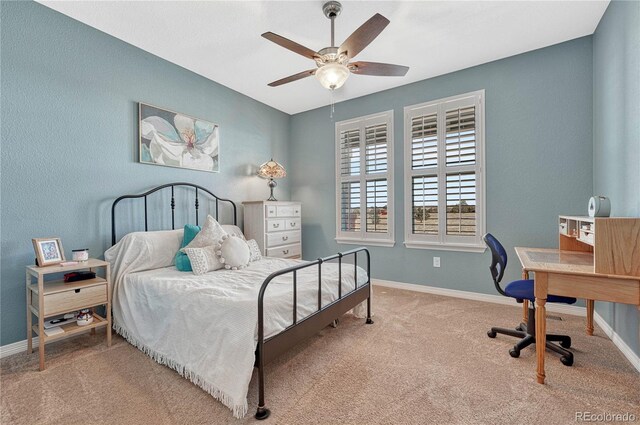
xmin=268 ymin=69 xmax=317 ymax=87
xmin=339 ymin=13 xmax=390 ymax=60
xmin=262 ymin=32 xmax=318 ymax=60
xmin=350 ymin=61 xmax=409 ymax=77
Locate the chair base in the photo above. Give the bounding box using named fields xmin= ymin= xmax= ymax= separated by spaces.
xmin=487 ymin=307 xmax=574 ymax=366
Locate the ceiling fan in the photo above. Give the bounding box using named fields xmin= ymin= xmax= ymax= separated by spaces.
xmin=262 ymin=1 xmax=409 ymax=90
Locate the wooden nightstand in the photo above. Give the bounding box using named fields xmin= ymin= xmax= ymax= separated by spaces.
xmin=26 ymin=259 xmax=111 ymax=370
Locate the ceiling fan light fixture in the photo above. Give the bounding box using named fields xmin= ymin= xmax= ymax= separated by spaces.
xmin=315 ymin=62 xmax=350 ymax=90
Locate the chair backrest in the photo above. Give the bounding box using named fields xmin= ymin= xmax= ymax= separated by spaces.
xmin=482 ymin=233 xmax=508 ymax=297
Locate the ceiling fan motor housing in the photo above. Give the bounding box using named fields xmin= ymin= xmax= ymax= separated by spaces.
xmin=322 ymin=1 xmax=342 ymax=19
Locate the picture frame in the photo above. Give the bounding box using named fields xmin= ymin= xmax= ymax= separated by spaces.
xmin=32 ymin=238 xmax=65 ymax=267
xmin=138 ymin=102 xmax=220 ymax=173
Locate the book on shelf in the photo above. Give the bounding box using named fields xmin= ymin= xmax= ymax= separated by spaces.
xmin=43 ymin=327 xmax=64 ymax=337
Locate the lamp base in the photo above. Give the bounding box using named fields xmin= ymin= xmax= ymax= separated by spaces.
xmin=267 ymin=179 xmax=278 ymax=201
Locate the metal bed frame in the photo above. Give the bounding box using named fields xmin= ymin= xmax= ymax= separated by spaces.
xmin=111 ymin=183 xmax=373 ymax=420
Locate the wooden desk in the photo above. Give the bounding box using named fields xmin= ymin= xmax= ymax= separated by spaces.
xmin=514 ymin=247 xmax=640 ymax=384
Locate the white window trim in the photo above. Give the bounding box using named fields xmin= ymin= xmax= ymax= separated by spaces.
xmin=403 ymin=90 xmax=486 ymax=252
xmin=335 ymin=110 xmax=395 ymax=247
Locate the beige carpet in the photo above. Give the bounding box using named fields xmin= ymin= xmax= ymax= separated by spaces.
xmin=2 ymin=287 xmax=638 ymax=425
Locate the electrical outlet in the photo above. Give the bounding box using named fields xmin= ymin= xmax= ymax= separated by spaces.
xmin=433 ymin=257 xmax=441 ymax=268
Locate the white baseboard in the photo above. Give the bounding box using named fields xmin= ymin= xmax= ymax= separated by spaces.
xmin=373 ymin=279 xmax=586 ymax=316
xmin=0 ymin=337 xmax=39 ymax=359
xmin=593 ymin=312 xmax=640 ymax=373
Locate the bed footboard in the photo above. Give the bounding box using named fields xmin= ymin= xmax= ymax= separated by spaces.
xmin=254 ymin=247 xmax=372 ymax=420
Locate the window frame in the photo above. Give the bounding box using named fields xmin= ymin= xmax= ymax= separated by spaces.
xmin=335 ymin=110 xmax=395 ymax=247
xmin=403 ymin=90 xmax=486 ymax=253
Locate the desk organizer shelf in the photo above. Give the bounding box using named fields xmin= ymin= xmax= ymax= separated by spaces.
xmin=559 ymin=216 xmax=595 ymax=250
xmin=558 ymin=215 xmax=640 ymax=277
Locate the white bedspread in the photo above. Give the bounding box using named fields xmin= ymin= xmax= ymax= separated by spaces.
xmin=109 ymin=254 xmax=368 ymax=418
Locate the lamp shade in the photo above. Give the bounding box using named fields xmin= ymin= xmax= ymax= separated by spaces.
xmin=258 ymin=159 xmax=286 ymax=179
xmin=315 ymin=62 xmax=350 ymax=90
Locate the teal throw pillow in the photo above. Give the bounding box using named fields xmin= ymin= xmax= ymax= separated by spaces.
xmin=175 ymin=224 xmax=201 ymax=271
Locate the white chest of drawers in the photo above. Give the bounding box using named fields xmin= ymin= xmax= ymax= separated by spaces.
xmin=242 ymin=201 xmax=302 ymax=259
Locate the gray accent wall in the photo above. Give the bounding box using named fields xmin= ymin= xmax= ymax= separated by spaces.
xmin=593 ymin=0 xmax=640 ymax=356
xmin=0 ymin=2 xmax=291 ymax=346
xmin=290 ymin=38 xmax=594 ymax=297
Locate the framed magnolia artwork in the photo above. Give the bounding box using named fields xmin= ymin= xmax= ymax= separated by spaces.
xmin=139 ymin=103 xmax=220 ymax=172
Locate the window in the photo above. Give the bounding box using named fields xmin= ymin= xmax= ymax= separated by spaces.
xmin=336 ymin=111 xmax=394 ymax=246
xmin=404 ymin=91 xmax=485 ymax=252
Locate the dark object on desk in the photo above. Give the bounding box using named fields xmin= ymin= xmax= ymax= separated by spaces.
xmin=483 ymin=233 xmax=575 ymax=366
xmin=64 ymin=271 xmax=96 ymax=283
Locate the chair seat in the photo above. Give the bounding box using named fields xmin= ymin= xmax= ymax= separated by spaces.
xmin=504 ymin=279 xmax=577 ymax=304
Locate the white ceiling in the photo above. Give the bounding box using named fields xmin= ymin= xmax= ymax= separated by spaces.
xmin=39 ymin=0 xmax=609 ymax=115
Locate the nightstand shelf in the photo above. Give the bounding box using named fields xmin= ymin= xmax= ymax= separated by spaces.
xmin=31 ymin=313 xmax=108 ymax=342
xmin=26 ymin=259 xmax=111 ymax=370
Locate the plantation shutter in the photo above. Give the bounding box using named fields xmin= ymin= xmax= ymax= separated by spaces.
xmin=412 ymin=175 xmax=438 ymax=235
xmin=444 ymin=104 xmax=477 ymax=237
xmin=340 ymin=129 xmax=360 ymax=176
xmin=404 ymin=91 xmax=484 ymax=250
xmin=445 ymin=106 xmax=476 ymax=166
xmin=411 ymin=113 xmax=438 ymax=169
xmin=340 ymin=181 xmax=361 ymax=232
xmin=365 ymin=123 xmax=388 ymax=174
xmin=446 ymin=172 xmax=476 ymax=235
xmin=336 ymin=111 xmax=394 ymax=245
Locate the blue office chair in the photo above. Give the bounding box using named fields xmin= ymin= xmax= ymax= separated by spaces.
xmin=483 ymin=233 xmax=575 ymax=366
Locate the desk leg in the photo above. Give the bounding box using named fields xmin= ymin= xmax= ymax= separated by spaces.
xmin=586 ymin=299 xmax=594 ymax=336
xmin=522 ymin=270 xmax=530 ymax=324
xmin=534 ymin=272 xmax=548 ymax=384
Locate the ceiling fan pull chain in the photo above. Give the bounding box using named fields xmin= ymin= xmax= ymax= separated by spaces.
xmin=330 ymin=90 xmax=335 ymax=119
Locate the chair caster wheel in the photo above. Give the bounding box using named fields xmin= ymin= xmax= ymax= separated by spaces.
xmin=561 ymin=355 xmax=574 ymax=367
xmin=509 ymin=348 xmax=520 ymax=358
xmin=487 ymin=330 xmax=497 ymax=338
xmin=560 ymin=338 xmax=571 ymax=349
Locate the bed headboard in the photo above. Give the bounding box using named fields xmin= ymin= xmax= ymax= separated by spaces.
xmin=111 ymin=182 xmax=237 ymax=245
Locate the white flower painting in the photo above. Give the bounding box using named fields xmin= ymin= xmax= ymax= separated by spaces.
xmin=139 ymin=103 xmax=219 ymax=172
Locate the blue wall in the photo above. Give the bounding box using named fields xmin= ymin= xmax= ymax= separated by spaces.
xmin=0 ymin=2 xmax=291 ymax=346
xmin=593 ymin=0 xmax=640 ymax=356
xmin=290 ymin=38 xmax=594 ymax=294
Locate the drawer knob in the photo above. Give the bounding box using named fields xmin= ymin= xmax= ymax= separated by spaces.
xmin=290 ymin=222 xmax=296 ymax=227
xmin=75 ymin=289 xmax=81 ymax=293
xmin=283 ymin=250 xmax=289 ymax=255
xmin=282 ymin=236 xmax=289 ymax=241
xmin=273 ymin=223 xmax=280 ymax=228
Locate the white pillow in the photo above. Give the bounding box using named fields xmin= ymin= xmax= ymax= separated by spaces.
xmin=105 ymin=229 xmax=183 ymax=274
xmin=215 ymin=235 xmax=250 ymax=270
xmin=221 ymin=224 xmax=245 ymax=240
xmin=183 ymin=245 xmax=224 ymax=275
xmin=183 ymin=215 xmax=227 ymax=250
xmin=247 ymin=239 xmax=262 ymax=262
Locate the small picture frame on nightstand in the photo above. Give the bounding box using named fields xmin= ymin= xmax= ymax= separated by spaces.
xmin=32 ymin=237 xmax=65 ymax=267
